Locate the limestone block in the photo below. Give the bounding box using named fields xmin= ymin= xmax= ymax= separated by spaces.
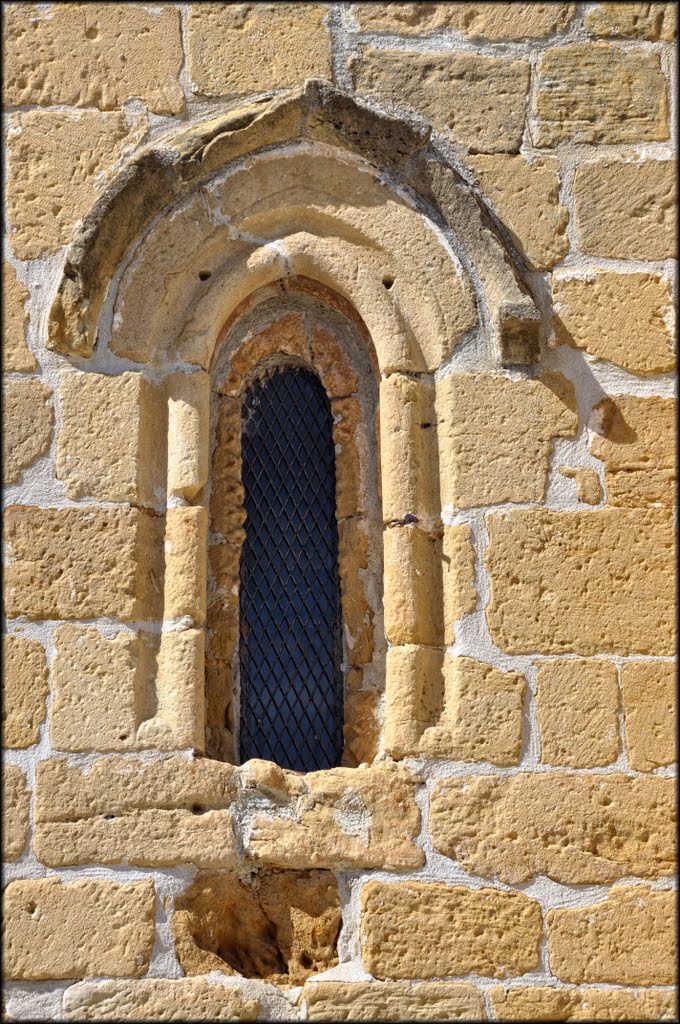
xmin=534 ymin=45 xmax=668 ymax=146
xmin=164 ymin=507 xmax=207 ymax=624
xmin=586 ymin=3 xmax=677 ymax=40
xmin=559 ymin=467 xmax=602 ymax=505
xmin=167 ymin=371 xmax=210 ymax=501
xmin=552 ymin=271 xmax=676 ymax=377
xmin=332 ymin=396 xmax=365 ymax=519
xmin=302 ymin=980 xmax=485 ymax=1021
xmin=51 ymin=626 xmax=140 ymax=753
xmin=343 ymin=689 xmax=381 ymax=767
xmin=351 ymin=3 xmax=576 ymax=38
xmin=574 ymin=159 xmax=676 ymax=259
xmin=34 ymin=756 xmax=238 ymax=869
xmin=220 ymin=313 xmax=309 ymax=397
xmin=2 ymin=260 xmax=35 ymax=372
xmin=4 ymin=506 xmax=164 ymax=622
xmin=485 ymin=509 xmax=675 ymax=655
xmin=536 ymin=659 xmax=620 ymax=767
xmin=63 ymin=978 xmax=260 ymax=1022
xmin=2 ymin=877 xmax=156 ymax=980
xmin=352 ymin=51 xmax=530 ymax=153
xmin=621 ymin=661 xmax=676 ymax=771
xmin=470 ymin=156 xmax=569 ymax=269
xmin=2 ymin=636 xmax=48 ymax=748
xmin=6 ymin=110 xmax=142 ymax=260
xmin=385 ymin=648 xmax=524 ymax=764
xmin=383 ymin=525 xmax=443 ymax=646
xmin=443 ymin=524 xmax=477 ymax=639
xmin=2 ymin=380 xmax=53 ymax=484
xmin=338 ymin=517 xmax=374 ymax=667
xmin=589 ymin=395 xmax=676 ymax=507
xmin=137 ymin=629 xmax=205 ymax=752
xmin=491 ymin=985 xmax=677 ymax=1021
xmin=245 ymin=760 xmax=424 ymax=870
xmin=360 ymin=880 xmax=541 ymax=979
xmin=547 ymin=886 xmax=676 ymax=985
xmin=187 ymin=3 xmax=331 ymax=96
xmin=2 ymin=766 xmax=30 ymax=862
xmin=173 ymin=869 xmax=340 ymax=984
xmin=436 ymin=372 xmax=577 ymax=509
xmin=57 ymin=370 xmax=166 ymax=504
xmin=2 ymin=4 xmax=183 ymax=112
xmin=429 ymin=773 xmax=675 ymax=884
xmin=379 ymin=375 xmax=437 ymax=524
xmin=311 ymin=325 xmax=360 ymax=398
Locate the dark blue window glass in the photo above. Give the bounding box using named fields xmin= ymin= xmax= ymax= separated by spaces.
xmin=238 ymin=366 xmax=344 ymax=771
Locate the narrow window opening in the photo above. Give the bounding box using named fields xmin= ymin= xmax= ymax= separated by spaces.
xmin=238 ymin=365 xmax=344 ymax=771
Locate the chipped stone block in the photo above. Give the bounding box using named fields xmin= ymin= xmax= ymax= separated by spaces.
xmin=621 ymin=661 xmax=676 ymax=771
xmin=167 ymin=371 xmax=210 ymax=501
xmin=57 ymin=370 xmax=166 ymax=504
xmin=351 ymin=3 xmax=576 ymax=39
xmin=574 ymin=159 xmax=676 ymax=260
xmin=559 ymin=467 xmax=602 ymax=505
xmin=2 ymin=635 xmax=48 ymax=748
xmin=436 ymin=372 xmax=577 ymax=509
xmin=360 ymin=880 xmax=541 ymax=979
xmin=187 ymin=3 xmax=331 ymax=96
xmin=536 ymin=659 xmax=620 ymax=767
xmin=383 ymin=525 xmax=443 ymax=646
xmin=443 ymin=524 xmax=477 ymax=640
xmin=2 ymin=765 xmax=30 ymax=862
xmin=2 ymin=380 xmax=53 ymax=484
xmin=2 ymin=877 xmax=156 ymax=980
xmin=547 ymin=886 xmax=676 ymax=985
xmin=491 ymin=985 xmax=677 ymax=1021
xmin=353 ymin=51 xmax=530 ymax=153
xmin=485 ymin=509 xmax=675 ymax=655
xmin=2 ymin=3 xmax=183 ymax=112
xmin=552 ymin=271 xmax=676 ymax=377
xmin=585 ymin=3 xmax=677 ymax=40
xmin=430 ymin=773 xmax=675 ymax=884
xmin=379 ymin=374 xmax=437 ymax=524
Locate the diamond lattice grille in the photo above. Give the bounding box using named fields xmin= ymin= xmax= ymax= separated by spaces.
xmin=238 ymin=366 xmax=344 ymax=771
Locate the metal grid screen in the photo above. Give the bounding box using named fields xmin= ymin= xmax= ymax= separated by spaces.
xmin=238 ymin=366 xmax=344 ymax=771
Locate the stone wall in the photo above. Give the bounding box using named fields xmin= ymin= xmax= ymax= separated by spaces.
xmin=2 ymin=3 xmax=676 ymax=1021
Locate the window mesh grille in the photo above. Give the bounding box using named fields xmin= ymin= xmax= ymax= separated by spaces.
xmin=238 ymin=366 xmax=344 ymax=771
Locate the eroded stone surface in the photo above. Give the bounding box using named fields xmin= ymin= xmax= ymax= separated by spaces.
xmin=621 ymin=661 xmax=676 ymax=771
xmin=443 ymin=525 xmax=477 ymax=640
xmin=63 ymin=978 xmax=260 ymax=1022
xmin=351 ymin=4 xmax=576 ymax=39
xmin=585 ymin=3 xmax=677 ymax=40
xmin=547 ymin=886 xmax=676 ymax=985
xmin=574 ymin=159 xmax=676 ymax=260
xmin=2 ymin=765 xmax=30 ymax=862
xmin=436 ymin=372 xmax=577 ymax=509
xmin=34 ymin=756 xmax=238 ymax=868
xmin=470 ymin=155 xmax=568 ymax=269
xmin=244 ymin=760 xmax=424 ymax=870
xmin=534 ymin=45 xmax=668 ymax=146
xmin=360 ymin=880 xmax=541 ymax=979
xmin=3 ymin=877 xmax=156 ymax=980
xmin=559 ymin=467 xmax=602 ymax=505
xmin=302 ymin=980 xmax=485 ymax=1021
xmin=187 ymin=3 xmax=331 ymax=96
xmin=430 ymin=773 xmax=675 ymax=884
xmin=553 ymin=271 xmax=676 ymax=377
xmin=536 ymin=659 xmax=620 ymax=768
xmin=2 ymin=260 xmax=35 ymax=372
xmin=4 ymin=506 xmax=164 ymax=622
xmin=384 ymin=526 xmax=443 ymax=646
xmin=6 ymin=110 xmax=142 ymax=260
xmin=491 ymin=985 xmax=677 ymax=1021
xmin=353 ymin=51 xmax=530 ymax=153
xmin=486 ymin=509 xmax=675 ymax=655
xmin=2 ymin=379 xmax=53 ymax=484
xmin=57 ymin=370 xmax=166 ymax=504
xmin=173 ymin=870 xmax=340 ymax=984
xmin=589 ymin=395 xmax=676 ymax=508
xmin=2 ymin=635 xmax=48 ymax=748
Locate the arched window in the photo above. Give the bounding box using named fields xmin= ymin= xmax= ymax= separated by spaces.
xmin=238 ymin=366 xmax=344 ymax=771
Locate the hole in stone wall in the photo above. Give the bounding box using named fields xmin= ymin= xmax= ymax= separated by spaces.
xmin=172 ymin=869 xmax=341 ymax=985
xmin=382 ymin=274 xmax=395 ymax=290
xmin=198 ymin=270 xmax=212 ymax=281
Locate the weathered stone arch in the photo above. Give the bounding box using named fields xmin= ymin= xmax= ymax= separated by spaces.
xmin=48 ymin=79 xmax=540 ymax=367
